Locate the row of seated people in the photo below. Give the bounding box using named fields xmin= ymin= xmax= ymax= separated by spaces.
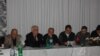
xmin=3 ymin=25 xmax=100 ymax=48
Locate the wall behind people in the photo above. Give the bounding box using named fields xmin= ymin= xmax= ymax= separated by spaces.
xmin=7 ymin=0 xmax=100 ymax=41
xmin=99 ymin=0 xmax=100 ymax=23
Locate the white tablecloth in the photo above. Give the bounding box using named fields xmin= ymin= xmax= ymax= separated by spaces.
xmin=0 ymin=46 xmax=100 ymax=56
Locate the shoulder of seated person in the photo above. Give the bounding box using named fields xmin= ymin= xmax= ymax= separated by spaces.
xmin=71 ymin=32 xmax=75 ymax=34
xmin=5 ymin=35 xmax=11 ymax=39
xmin=91 ymin=30 xmax=96 ymax=33
xmin=53 ymin=34 xmax=57 ymax=36
xmin=26 ymin=32 xmax=32 ymax=36
xmin=60 ymin=31 xmax=65 ymax=34
xmin=76 ymin=32 xmax=81 ymax=35
xmin=27 ymin=32 xmax=32 ymax=35
xmin=44 ymin=34 xmax=48 ymax=36
xmin=6 ymin=34 xmax=11 ymax=37
xmin=39 ymin=33 xmax=42 ymax=35
xmin=86 ymin=32 xmax=90 ymax=34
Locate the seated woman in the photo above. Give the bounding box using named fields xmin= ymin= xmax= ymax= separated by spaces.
xmin=43 ymin=28 xmax=59 ymax=47
xmin=4 ymin=29 xmax=21 ymax=48
xmin=75 ymin=26 xmax=90 ymax=46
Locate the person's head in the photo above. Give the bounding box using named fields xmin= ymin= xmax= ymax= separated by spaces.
xmin=96 ymin=25 xmax=100 ymax=34
xmin=31 ymin=25 xmax=39 ymax=35
xmin=48 ymin=28 xmax=54 ymax=35
xmin=65 ymin=25 xmax=72 ymax=34
xmin=81 ymin=26 xmax=88 ymax=34
xmin=11 ymin=28 xmax=18 ymax=38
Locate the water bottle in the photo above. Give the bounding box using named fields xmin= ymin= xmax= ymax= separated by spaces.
xmin=10 ymin=48 xmax=15 ymax=56
xmin=17 ymin=41 xmax=23 ymax=56
xmin=0 ymin=49 xmax=3 ymax=56
xmin=46 ymin=38 xmax=53 ymax=48
xmin=49 ymin=38 xmax=53 ymax=47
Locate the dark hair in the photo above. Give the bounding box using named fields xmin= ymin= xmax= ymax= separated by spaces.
xmin=48 ymin=27 xmax=54 ymax=31
xmin=96 ymin=25 xmax=100 ymax=30
xmin=81 ymin=26 xmax=87 ymax=30
xmin=11 ymin=28 xmax=18 ymax=34
xmin=65 ymin=25 xmax=72 ymax=30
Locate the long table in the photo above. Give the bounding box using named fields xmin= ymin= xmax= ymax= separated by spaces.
xmin=0 ymin=46 xmax=100 ymax=56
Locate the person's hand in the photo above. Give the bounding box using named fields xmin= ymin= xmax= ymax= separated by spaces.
xmin=54 ymin=43 xmax=59 ymax=47
xmin=55 ymin=43 xmax=59 ymax=46
xmin=86 ymin=38 xmax=89 ymax=40
xmin=90 ymin=37 xmax=93 ymax=40
xmin=76 ymin=37 xmax=80 ymax=42
xmin=0 ymin=44 xmax=4 ymax=48
xmin=93 ymin=38 xmax=96 ymax=41
xmin=64 ymin=42 xmax=67 ymax=46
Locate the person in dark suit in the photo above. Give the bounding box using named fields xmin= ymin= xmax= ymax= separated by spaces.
xmin=25 ymin=25 xmax=43 ymax=47
xmin=90 ymin=25 xmax=100 ymax=45
xmin=75 ymin=26 xmax=90 ymax=46
xmin=91 ymin=25 xmax=100 ymax=37
xmin=59 ymin=25 xmax=75 ymax=46
xmin=43 ymin=28 xmax=59 ymax=47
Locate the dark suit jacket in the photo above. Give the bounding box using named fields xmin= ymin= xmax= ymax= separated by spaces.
xmin=25 ymin=32 xmax=43 ymax=47
xmin=43 ymin=34 xmax=59 ymax=46
xmin=91 ymin=30 xmax=100 ymax=37
xmin=75 ymin=32 xmax=90 ymax=45
xmin=59 ymin=31 xmax=75 ymax=45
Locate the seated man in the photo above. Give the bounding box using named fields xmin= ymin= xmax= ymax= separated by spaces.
xmin=4 ymin=29 xmax=21 ymax=48
xmin=91 ymin=25 xmax=100 ymax=37
xmin=59 ymin=25 xmax=75 ymax=46
xmin=25 ymin=25 xmax=43 ymax=47
xmin=43 ymin=28 xmax=59 ymax=47
xmin=90 ymin=25 xmax=100 ymax=45
xmin=75 ymin=26 xmax=90 ymax=46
